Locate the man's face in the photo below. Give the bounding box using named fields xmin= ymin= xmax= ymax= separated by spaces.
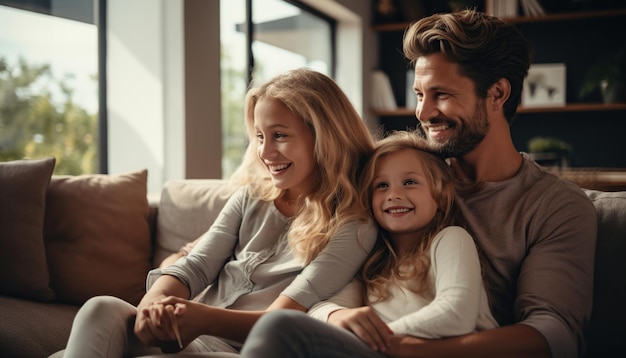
xmin=411 ymin=53 xmax=489 ymax=158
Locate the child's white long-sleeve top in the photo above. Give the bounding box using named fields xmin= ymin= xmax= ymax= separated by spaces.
xmin=308 ymin=226 xmax=498 ymax=338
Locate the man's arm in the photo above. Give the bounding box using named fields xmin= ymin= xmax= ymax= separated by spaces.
xmin=386 ymin=324 xmax=550 ymax=358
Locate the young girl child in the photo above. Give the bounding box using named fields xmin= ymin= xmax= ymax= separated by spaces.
xmin=58 ymin=68 xmax=378 ymax=357
xmin=239 ymin=130 xmax=498 ymax=358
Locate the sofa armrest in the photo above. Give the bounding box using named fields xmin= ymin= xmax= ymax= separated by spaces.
xmin=583 ymin=189 xmax=626 ymax=357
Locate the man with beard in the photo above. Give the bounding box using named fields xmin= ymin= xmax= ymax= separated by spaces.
xmin=237 ymin=9 xmax=597 ymax=358
xmin=398 ymin=9 xmax=597 ymax=358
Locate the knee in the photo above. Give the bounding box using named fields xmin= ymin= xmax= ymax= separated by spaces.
xmin=259 ymin=310 xmax=308 ymax=329
xmin=77 ymin=296 xmax=134 ymax=321
xmin=256 ymin=310 xmax=308 ymax=332
xmin=242 ymin=310 xmax=311 ymax=356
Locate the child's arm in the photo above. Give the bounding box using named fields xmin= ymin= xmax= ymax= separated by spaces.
xmin=309 ymin=279 xmax=393 ymax=351
xmin=308 ymin=278 xmax=363 ymax=321
xmin=387 ymin=226 xmax=495 ymax=338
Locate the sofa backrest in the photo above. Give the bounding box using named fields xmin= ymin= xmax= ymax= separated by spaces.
xmin=583 ymin=189 xmax=626 ymax=357
xmin=153 ymin=179 xmax=232 ymax=267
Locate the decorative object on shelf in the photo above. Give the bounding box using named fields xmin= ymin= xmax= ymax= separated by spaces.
xmin=522 ymin=63 xmax=566 ymax=108
xmin=371 ymin=70 xmax=397 ymax=111
xmin=579 ymin=47 xmax=626 ymax=104
xmin=527 ymin=136 xmax=572 ymax=168
xmin=372 ymin=0 xmax=400 ymax=24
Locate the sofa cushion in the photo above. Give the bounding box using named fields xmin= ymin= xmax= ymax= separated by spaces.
xmin=154 ymin=179 xmax=232 ymax=267
xmin=0 ymin=157 xmax=56 ymax=301
xmin=44 ymin=169 xmax=152 ymax=306
xmin=0 ymin=294 xmax=77 ymax=358
xmin=583 ymin=189 xmax=626 ymax=357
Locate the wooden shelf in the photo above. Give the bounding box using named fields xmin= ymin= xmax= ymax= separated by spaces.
xmin=518 ymin=103 xmax=626 ymax=113
xmin=373 ymin=103 xmax=626 ymax=117
xmin=549 ymin=167 xmax=626 ymax=192
xmin=372 ymin=9 xmax=626 ymax=31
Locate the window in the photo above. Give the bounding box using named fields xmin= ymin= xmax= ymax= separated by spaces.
xmin=0 ymin=0 xmax=102 ymax=175
xmin=220 ymin=0 xmax=335 ymax=178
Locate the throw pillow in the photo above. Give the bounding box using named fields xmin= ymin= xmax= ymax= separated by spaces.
xmin=0 ymin=157 xmax=56 ymax=301
xmin=44 ymin=169 xmax=151 ymax=306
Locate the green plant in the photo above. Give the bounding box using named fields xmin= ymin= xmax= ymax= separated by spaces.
xmin=527 ymin=136 xmax=572 ymax=154
xmin=579 ymin=47 xmax=626 ymax=100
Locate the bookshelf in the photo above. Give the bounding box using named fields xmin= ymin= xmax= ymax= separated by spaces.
xmin=371 ymin=2 xmax=626 ymax=168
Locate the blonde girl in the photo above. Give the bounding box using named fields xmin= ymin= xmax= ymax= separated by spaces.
xmin=58 ymin=68 xmax=377 ymax=357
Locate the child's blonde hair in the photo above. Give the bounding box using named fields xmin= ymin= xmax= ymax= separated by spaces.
xmin=358 ymin=131 xmax=461 ymax=302
xmin=230 ymin=68 xmax=375 ymax=264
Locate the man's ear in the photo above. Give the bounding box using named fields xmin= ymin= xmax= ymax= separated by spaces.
xmin=487 ymin=78 xmax=511 ymax=110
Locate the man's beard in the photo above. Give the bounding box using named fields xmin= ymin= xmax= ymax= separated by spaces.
xmin=418 ymin=101 xmax=490 ymax=158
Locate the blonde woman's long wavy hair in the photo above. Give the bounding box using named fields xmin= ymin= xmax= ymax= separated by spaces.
xmin=230 ymin=68 xmax=375 ymax=264
xmin=358 ymin=131 xmax=462 ymax=303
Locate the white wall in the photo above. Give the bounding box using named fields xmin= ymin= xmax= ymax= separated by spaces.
xmin=107 ymin=0 xmax=185 ymax=194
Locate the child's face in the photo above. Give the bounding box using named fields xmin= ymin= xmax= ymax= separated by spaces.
xmin=254 ymin=98 xmax=317 ymax=198
xmin=371 ymin=149 xmax=438 ymax=243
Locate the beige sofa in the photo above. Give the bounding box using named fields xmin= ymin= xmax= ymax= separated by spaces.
xmin=0 ymin=158 xmax=624 ymax=357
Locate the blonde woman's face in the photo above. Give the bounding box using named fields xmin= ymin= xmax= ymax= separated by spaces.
xmin=254 ymin=98 xmax=317 ymax=198
xmin=371 ymin=149 xmax=438 ymax=248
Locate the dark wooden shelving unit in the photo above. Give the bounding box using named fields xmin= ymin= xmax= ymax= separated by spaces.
xmin=371 ymin=4 xmax=626 ymax=168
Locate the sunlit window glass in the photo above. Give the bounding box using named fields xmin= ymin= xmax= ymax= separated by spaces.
xmin=220 ymin=0 xmax=247 ymax=178
xmin=252 ymin=0 xmax=331 ymax=85
xmin=0 ymin=3 xmax=98 ymax=174
xmin=220 ymin=0 xmax=333 ymax=178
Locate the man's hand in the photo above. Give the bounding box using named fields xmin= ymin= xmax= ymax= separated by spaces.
xmin=328 ymin=306 xmax=393 ymax=352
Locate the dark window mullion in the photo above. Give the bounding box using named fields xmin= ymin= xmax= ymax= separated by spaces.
xmin=98 ymin=0 xmax=108 ymax=173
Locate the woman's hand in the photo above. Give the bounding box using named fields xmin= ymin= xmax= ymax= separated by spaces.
xmin=328 ymin=306 xmax=393 ymax=352
xmin=135 ymin=295 xmax=170 ymax=347
xmin=134 ymin=274 xmax=192 ymax=350
xmin=135 ymin=297 xmax=188 ymax=352
xmin=157 ymin=296 xmax=209 ymax=350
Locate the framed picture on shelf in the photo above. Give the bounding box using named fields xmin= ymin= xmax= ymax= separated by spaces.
xmin=522 ymin=63 xmax=566 ymax=108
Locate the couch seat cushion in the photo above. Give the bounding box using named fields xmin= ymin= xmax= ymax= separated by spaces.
xmin=0 ymin=294 xmax=78 ymax=358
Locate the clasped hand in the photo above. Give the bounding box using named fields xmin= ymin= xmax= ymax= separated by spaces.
xmin=134 ymin=296 xmax=189 ymax=353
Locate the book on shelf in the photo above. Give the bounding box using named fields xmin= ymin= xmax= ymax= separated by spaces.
xmin=371 ymin=70 xmax=397 ymax=111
